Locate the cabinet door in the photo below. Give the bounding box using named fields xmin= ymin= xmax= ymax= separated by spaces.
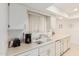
xmin=63 ymin=38 xmax=68 ymax=52
xmin=27 ymin=52 xmax=38 ymax=56
xmin=28 ymin=48 xmax=38 ymax=56
xmin=29 ymin=14 xmax=40 ymax=32
xmin=39 ymin=44 xmax=51 ymax=56
xmin=9 ymin=4 xmax=26 ymax=29
xmin=39 ymin=43 xmax=55 ymax=56
xmin=55 ymin=40 xmax=61 ymax=56
xmin=67 ymin=37 xmax=70 ymax=49
xmin=60 ymin=40 xmax=64 ymax=55
xmin=39 ymin=51 xmax=49 ymax=56
xmin=17 ymin=48 xmax=38 ymax=56
xmin=49 ymin=43 xmax=55 ymax=56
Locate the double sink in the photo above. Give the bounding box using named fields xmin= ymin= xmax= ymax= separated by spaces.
xmin=34 ymin=38 xmax=51 ymax=45
xmin=32 ymin=33 xmax=52 ymax=44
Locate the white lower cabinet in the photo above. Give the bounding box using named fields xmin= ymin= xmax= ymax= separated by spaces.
xmin=63 ymin=36 xmax=70 ymax=53
xmin=60 ymin=40 xmax=64 ymax=55
xmin=67 ymin=37 xmax=70 ymax=50
xmin=17 ymin=36 xmax=70 ymax=56
xmin=55 ymin=36 xmax=70 ymax=56
xmin=38 ymin=44 xmax=51 ymax=56
xmin=38 ymin=43 xmax=55 ymax=56
xmin=17 ymin=48 xmax=38 ymax=56
xmin=49 ymin=43 xmax=55 ymax=56
xmin=55 ymin=40 xmax=61 ymax=56
xmin=39 ymin=51 xmax=49 ymax=56
xmin=63 ymin=38 xmax=68 ymax=52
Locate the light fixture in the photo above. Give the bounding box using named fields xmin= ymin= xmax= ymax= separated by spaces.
xmin=73 ymin=8 xmax=78 ymax=11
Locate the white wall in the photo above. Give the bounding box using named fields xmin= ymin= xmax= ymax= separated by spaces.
xmin=56 ymin=18 xmax=70 ymax=33
xmin=0 ymin=3 xmax=8 ymax=55
xmin=68 ymin=19 xmax=79 ymax=44
xmin=55 ymin=17 xmax=79 ymax=45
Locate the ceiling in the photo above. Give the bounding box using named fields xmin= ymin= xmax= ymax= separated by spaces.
xmin=24 ymin=3 xmax=53 ymax=10
xmin=53 ymin=3 xmax=79 ymax=16
xmin=23 ymin=3 xmax=53 ymax=15
xmin=23 ymin=3 xmax=79 ymax=19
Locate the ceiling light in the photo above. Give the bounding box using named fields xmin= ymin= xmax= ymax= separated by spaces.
xmin=73 ymin=8 xmax=78 ymax=11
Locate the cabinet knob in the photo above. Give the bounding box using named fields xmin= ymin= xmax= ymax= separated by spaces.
xmin=8 ymin=25 xmax=10 ymax=28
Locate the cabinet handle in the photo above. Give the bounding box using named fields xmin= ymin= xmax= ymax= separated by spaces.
xmin=8 ymin=25 xmax=10 ymax=28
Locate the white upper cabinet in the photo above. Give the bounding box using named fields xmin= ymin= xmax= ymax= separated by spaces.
xmin=46 ymin=16 xmax=51 ymax=32
xmin=28 ymin=12 xmax=51 ymax=33
xmin=28 ymin=14 xmax=40 ymax=33
xmin=39 ymin=15 xmax=47 ymax=32
xmin=9 ymin=4 xmax=27 ymax=30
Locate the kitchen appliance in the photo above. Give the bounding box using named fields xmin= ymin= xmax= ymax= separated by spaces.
xmin=12 ymin=38 xmax=21 ymax=47
xmin=25 ymin=34 xmax=31 ymax=44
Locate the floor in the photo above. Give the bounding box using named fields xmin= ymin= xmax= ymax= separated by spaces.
xmin=63 ymin=43 xmax=79 ymax=56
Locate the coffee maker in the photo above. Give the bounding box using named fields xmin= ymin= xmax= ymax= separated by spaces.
xmin=25 ymin=34 xmax=31 ymax=44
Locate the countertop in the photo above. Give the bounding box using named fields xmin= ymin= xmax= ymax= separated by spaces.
xmin=7 ymin=32 xmax=70 ymax=56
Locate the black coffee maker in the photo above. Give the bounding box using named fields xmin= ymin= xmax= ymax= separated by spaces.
xmin=25 ymin=34 xmax=31 ymax=44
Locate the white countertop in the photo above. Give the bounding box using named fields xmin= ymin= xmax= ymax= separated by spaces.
xmin=7 ymin=32 xmax=70 ymax=56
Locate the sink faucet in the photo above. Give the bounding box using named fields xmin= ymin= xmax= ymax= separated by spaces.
xmin=35 ymin=33 xmax=50 ymax=41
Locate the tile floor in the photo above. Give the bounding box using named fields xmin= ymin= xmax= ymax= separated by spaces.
xmin=63 ymin=43 xmax=79 ymax=56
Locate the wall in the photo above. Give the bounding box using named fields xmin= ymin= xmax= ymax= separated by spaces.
xmin=56 ymin=18 xmax=70 ymax=33
xmin=55 ymin=17 xmax=79 ymax=45
xmin=68 ymin=19 xmax=79 ymax=44
xmin=0 ymin=3 xmax=8 ymax=55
